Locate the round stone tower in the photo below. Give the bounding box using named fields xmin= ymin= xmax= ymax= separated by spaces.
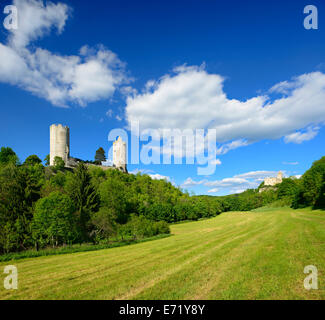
xmin=113 ymin=136 xmax=127 ymax=172
xmin=50 ymin=124 xmax=70 ymax=166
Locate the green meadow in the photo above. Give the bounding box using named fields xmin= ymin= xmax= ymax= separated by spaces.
xmin=0 ymin=207 xmax=324 ymax=300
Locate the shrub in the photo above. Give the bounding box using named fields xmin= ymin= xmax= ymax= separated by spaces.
xmin=117 ymin=215 xmax=170 ymax=240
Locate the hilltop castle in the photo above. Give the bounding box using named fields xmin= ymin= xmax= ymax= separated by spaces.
xmin=49 ymin=124 xmax=127 ymax=172
xmin=264 ymin=171 xmax=283 ymax=186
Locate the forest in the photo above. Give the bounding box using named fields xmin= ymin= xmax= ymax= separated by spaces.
xmin=0 ymin=146 xmax=324 ymax=255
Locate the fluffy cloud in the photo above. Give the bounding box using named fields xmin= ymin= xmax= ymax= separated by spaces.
xmin=126 ymin=65 xmax=325 ymax=153
xmin=9 ymin=0 xmax=69 ymax=49
xmin=284 ymin=126 xmax=319 ymax=144
xmin=148 ymin=173 xmax=171 ymax=182
xmin=204 ymin=177 xmax=255 ymax=189
xmin=181 ymin=177 xmax=204 ymax=187
xmin=0 ymin=0 xmax=127 ymax=107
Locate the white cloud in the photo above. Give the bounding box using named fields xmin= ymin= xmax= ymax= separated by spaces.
xmin=269 ymin=80 xmax=297 ymax=95
xmin=129 ymin=168 xmax=153 ymax=175
xmin=125 ymin=65 xmax=325 ymax=155
xmin=284 ymin=126 xmax=319 ymax=144
xmin=207 ymin=188 xmax=219 ymax=193
xmin=130 ymin=168 xmax=175 ymax=185
xmin=148 ymin=173 xmax=171 ymax=182
xmin=106 ymin=109 xmax=114 ymax=117
xmin=234 ymin=170 xmax=279 ymax=181
xmin=282 ymin=161 xmax=299 ymax=165
xmin=231 ymin=189 xmax=247 ymax=194
xmin=181 ymin=170 xmax=283 ymax=194
xmin=216 ymin=139 xmax=248 ymax=155
xmin=204 ymin=177 xmax=255 ymax=188
xmin=0 ymin=0 xmax=128 ymax=107
xmin=9 ymin=0 xmax=70 ymax=49
xmin=121 ymin=86 xmax=137 ymax=96
xmin=181 ymin=177 xmax=205 ymax=187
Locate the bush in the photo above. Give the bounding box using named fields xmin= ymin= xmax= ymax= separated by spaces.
xmin=118 ymin=215 xmax=170 ymax=240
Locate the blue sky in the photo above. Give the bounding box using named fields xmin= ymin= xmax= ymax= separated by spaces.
xmin=0 ymin=0 xmax=325 ymax=195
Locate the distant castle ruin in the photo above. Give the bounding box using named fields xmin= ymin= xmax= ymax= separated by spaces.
xmin=259 ymin=171 xmax=283 ymax=193
xmin=50 ymin=124 xmax=127 ymax=172
xmin=264 ymin=171 xmax=283 ymax=186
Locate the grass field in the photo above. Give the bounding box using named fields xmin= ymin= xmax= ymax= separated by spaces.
xmin=0 ymin=207 xmax=324 ymax=300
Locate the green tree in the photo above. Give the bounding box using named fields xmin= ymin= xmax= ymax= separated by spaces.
xmin=0 ymin=164 xmax=31 ymax=253
xmin=65 ymin=163 xmax=100 ymax=240
xmin=53 ymin=156 xmax=65 ymax=170
xmin=91 ymin=207 xmax=117 ymax=242
xmin=314 ymin=177 xmax=325 ymax=209
xmin=0 ymin=147 xmax=18 ymax=165
xmin=32 ymin=192 xmax=79 ymax=247
xmin=277 ymin=178 xmax=300 ymax=204
xmin=20 ymin=163 xmax=45 ymax=207
xmin=95 ymin=147 xmax=106 ymax=164
xmin=24 ymin=155 xmax=42 ymax=166
xmin=44 ymin=154 xmax=50 ymax=166
xmin=301 ymin=158 xmax=325 ymax=207
xmin=99 ymin=178 xmax=128 ymax=224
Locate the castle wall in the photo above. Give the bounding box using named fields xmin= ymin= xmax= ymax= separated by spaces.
xmin=50 ymin=124 xmax=70 ymax=166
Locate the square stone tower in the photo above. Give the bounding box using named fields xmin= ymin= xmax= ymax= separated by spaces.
xmin=50 ymin=124 xmax=70 ymax=166
xmin=113 ymin=136 xmax=127 ymax=172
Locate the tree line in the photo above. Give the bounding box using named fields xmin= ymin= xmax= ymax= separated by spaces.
xmin=0 ymin=146 xmax=324 ymax=254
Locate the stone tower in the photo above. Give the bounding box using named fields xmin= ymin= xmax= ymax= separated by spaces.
xmin=50 ymin=124 xmax=70 ymax=166
xmin=113 ymin=136 xmax=127 ymax=172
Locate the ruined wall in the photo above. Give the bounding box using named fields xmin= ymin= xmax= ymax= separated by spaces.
xmin=264 ymin=171 xmax=283 ymax=186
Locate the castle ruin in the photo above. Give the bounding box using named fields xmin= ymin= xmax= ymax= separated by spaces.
xmin=113 ymin=136 xmax=127 ymax=172
xmin=49 ymin=124 xmax=127 ymax=172
xmin=264 ymin=171 xmax=283 ymax=186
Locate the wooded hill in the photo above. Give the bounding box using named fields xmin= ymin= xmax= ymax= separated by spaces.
xmin=0 ymin=146 xmax=324 ymax=254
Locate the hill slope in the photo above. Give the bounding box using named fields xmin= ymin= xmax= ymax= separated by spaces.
xmin=0 ymin=207 xmax=324 ymax=300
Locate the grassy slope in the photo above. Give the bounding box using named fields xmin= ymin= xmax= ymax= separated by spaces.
xmin=0 ymin=207 xmax=324 ymax=300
